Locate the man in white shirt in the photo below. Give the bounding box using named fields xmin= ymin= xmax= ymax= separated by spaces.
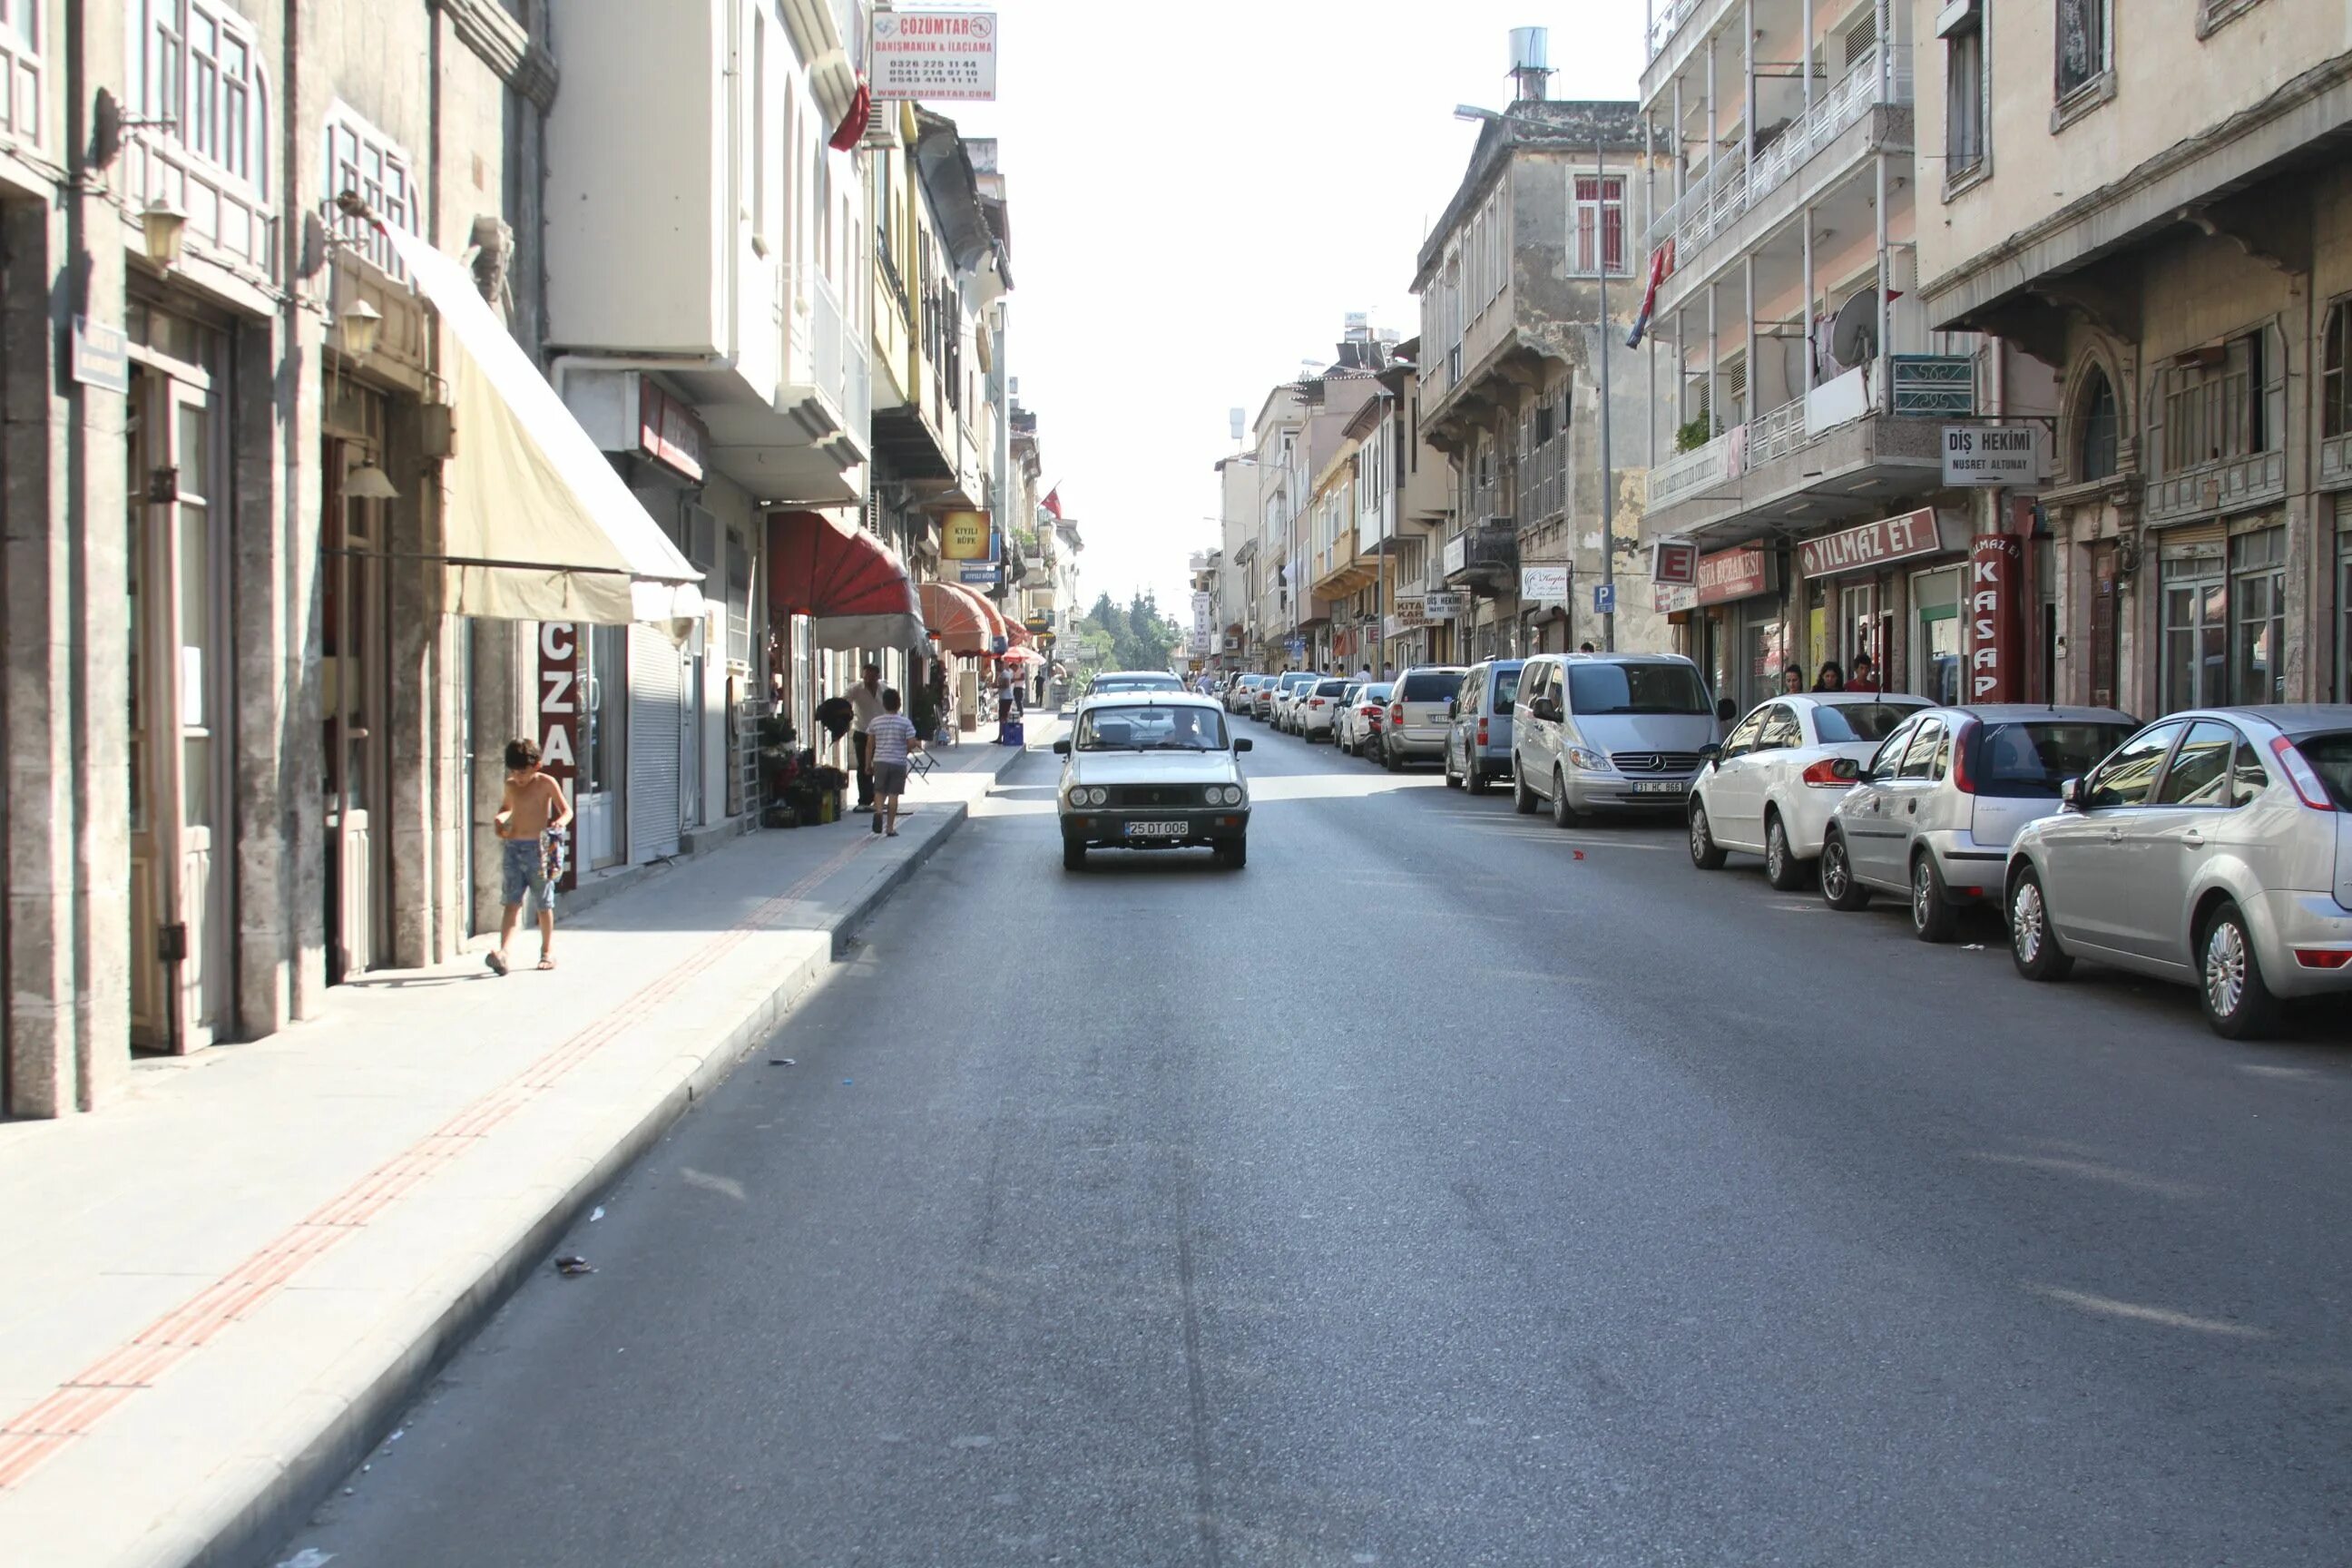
xmin=847 ymin=662 xmax=885 ymax=810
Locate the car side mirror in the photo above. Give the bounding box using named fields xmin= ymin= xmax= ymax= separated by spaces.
xmin=1715 ymin=699 xmax=1738 ymax=724
xmin=1831 ymin=757 xmax=1861 ymax=782
xmin=1446 ymin=698 xmax=1459 ymax=718
xmin=2060 ymin=776 xmax=2084 ymax=808
xmin=1051 ymin=740 xmax=1070 ymax=757
xmin=1233 ymin=738 xmax=1253 ymax=753
xmin=1698 ymin=742 xmax=1722 ymax=764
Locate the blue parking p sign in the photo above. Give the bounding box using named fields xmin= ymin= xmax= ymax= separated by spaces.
xmin=1592 ymin=583 xmax=1616 ymax=615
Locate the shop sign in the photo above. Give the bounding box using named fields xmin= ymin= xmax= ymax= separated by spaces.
xmin=71 ymin=316 xmax=131 ymax=395
xmin=940 ymin=510 xmax=994 ymax=560
xmin=1442 ymin=534 xmax=1467 ymax=576
xmin=870 ymin=9 xmax=997 ymax=102
xmin=1967 ymin=533 xmax=2025 ymax=702
xmin=536 ymin=622 xmax=581 ymax=893
xmin=1392 ymin=594 xmax=1428 ymax=630
xmin=957 ymin=560 xmax=1001 ymax=586
xmin=1695 ymin=544 xmax=1770 ymax=606
xmin=1520 ymin=564 xmax=1570 ymax=603
xmin=1653 ymin=582 xmax=1700 ymax=614
xmin=1942 ymin=426 xmax=2043 ymax=488
xmin=1798 ymin=507 xmax=1946 ymax=579
xmin=1423 ymin=589 xmax=1469 ymax=619
xmin=1651 ymin=540 xmax=1699 ymax=587
xmin=637 ymin=380 xmax=707 ymax=482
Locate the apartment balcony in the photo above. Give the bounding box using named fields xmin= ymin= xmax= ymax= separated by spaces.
xmin=1646 ymin=45 xmax=1912 ymax=318
xmin=2144 ymin=448 xmax=2289 ymax=527
xmin=1642 ymin=359 xmax=1948 ymax=548
xmin=677 ymin=266 xmax=869 ymax=505
xmin=1441 ymin=520 xmax=1519 ymax=591
xmin=2323 ymin=431 xmax=2352 ymax=495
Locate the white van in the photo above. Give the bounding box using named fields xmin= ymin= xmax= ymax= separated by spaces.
xmin=1511 ymin=653 xmax=1722 ymax=827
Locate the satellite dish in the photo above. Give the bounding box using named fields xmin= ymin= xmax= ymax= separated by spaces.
xmin=1830 ymin=289 xmax=1881 ymax=368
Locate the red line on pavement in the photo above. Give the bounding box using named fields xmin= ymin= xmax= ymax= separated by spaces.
xmin=0 ymin=833 xmax=879 ymax=1489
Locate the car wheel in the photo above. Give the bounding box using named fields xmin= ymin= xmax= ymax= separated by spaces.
xmin=1551 ymin=769 xmax=1582 ymax=829
xmin=2200 ymin=899 xmax=2280 ymax=1039
xmin=1217 ymin=836 xmax=1248 ymax=870
xmin=1910 ymin=851 xmax=1959 ymax=944
xmin=1513 ymin=762 xmax=1536 ymax=815
xmin=1819 ymin=830 xmax=1870 ymax=912
xmin=1062 ymin=838 xmax=1086 ymax=872
xmin=1382 ymin=738 xmax=1402 ymax=772
xmin=2007 ymin=867 xmax=2073 ymax=982
xmin=1688 ymin=799 xmax=1728 ymax=870
xmin=1763 ymin=812 xmax=1808 ymax=891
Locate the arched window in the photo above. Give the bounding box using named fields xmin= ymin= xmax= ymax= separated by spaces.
xmin=2077 ymin=365 xmax=2119 ymax=481
xmin=131 ymin=0 xmax=269 ymax=192
xmin=2325 ymin=302 xmax=2350 ymax=440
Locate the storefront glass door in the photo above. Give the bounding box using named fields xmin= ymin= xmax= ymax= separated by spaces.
xmin=127 ymin=353 xmax=231 ymax=1049
xmin=575 ymin=624 xmax=627 ymax=870
xmin=1912 ymin=567 xmax=1963 ymax=705
xmin=2160 ymin=546 xmax=2228 ymax=710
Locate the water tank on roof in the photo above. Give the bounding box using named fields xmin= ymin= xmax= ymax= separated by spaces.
xmin=1510 ymin=27 xmax=1549 ymax=72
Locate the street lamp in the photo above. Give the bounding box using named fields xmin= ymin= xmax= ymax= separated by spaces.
xmin=141 ymin=196 xmax=188 ymax=268
xmin=339 ymin=298 xmax=384 ymax=359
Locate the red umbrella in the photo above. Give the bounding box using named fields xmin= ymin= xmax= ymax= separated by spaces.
xmin=768 ymin=511 xmax=924 ymax=650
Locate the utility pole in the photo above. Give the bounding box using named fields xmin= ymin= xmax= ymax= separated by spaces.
xmin=1595 ymin=133 xmax=1618 ymax=651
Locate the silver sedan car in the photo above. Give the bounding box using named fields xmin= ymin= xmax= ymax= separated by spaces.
xmin=2004 ymin=706 xmax=2352 ymax=1038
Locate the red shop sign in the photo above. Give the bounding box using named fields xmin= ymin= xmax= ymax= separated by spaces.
xmin=1798 ymin=506 xmax=1945 ymax=579
xmin=638 ymin=380 xmax=708 ymax=483
xmin=1968 ymin=534 xmax=2025 ymax=703
xmin=1696 ymin=544 xmax=1770 ymax=605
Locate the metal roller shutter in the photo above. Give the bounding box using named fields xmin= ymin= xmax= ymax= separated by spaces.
xmin=628 ymin=624 xmax=683 ymax=861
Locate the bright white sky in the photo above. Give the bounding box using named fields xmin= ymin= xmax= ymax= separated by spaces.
xmin=946 ymin=1 xmax=1649 ymax=620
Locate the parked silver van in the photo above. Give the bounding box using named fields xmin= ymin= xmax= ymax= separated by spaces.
xmin=1445 ymin=660 xmax=1524 ymax=795
xmin=1511 ymin=653 xmax=1721 ymax=827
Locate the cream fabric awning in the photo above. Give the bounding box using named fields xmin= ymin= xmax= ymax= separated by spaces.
xmin=377 ymin=223 xmax=704 ymax=633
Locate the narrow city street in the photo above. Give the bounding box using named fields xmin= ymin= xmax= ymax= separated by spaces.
xmin=278 ymin=729 xmax=2352 ymax=1568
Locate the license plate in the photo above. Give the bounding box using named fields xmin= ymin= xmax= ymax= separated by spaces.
xmin=1124 ymin=820 xmax=1186 ymax=838
xmin=1631 ymin=780 xmax=1687 ymax=795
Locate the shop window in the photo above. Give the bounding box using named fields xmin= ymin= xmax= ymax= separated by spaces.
xmin=2075 ymin=365 xmax=2119 ymax=480
xmin=132 ymin=0 xmax=270 ymax=191
xmin=2229 ymin=527 xmax=2285 ymax=705
xmin=2159 ymin=547 xmax=2228 ymax=710
xmin=322 ymin=106 xmax=419 ymax=276
xmin=2324 ymin=302 xmax=2351 ymax=440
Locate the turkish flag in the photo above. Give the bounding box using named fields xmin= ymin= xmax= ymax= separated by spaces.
xmin=1042 ymin=488 xmax=1063 ymax=520
xmin=828 ymin=81 xmax=871 ymax=152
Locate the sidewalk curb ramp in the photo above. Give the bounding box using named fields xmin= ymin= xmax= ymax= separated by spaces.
xmin=187 ymin=788 xmax=995 ymax=1568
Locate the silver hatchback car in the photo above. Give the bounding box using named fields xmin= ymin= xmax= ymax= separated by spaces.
xmin=1819 ymin=704 xmax=2138 ymax=942
xmin=2004 ymin=706 xmax=2352 ymax=1038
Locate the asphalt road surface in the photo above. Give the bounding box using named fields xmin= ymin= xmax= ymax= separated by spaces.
xmin=277 ymin=720 xmax=2352 ymax=1567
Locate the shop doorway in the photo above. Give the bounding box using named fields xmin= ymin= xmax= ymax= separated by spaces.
xmin=322 ymin=402 xmax=394 ymax=984
xmin=575 ymin=624 xmax=627 ymax=870
xmin=1912 ymin=566 xmax=1964 ymax=704
xmin=127 ymin=353 xmax=233 ymax=1051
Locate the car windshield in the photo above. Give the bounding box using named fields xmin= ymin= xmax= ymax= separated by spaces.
xmin=1095 ymin=675 xmax=1180 ymax=693
xmin=1362 ymin=683 xmax=1393 ymax=704
xmin=1398 ymin=671 xmax=1458 ymax=701
xmin=1493 ymin=668 xmax=1523 ymax=707
xmin=1973 ymin=720 xmax=2137 ymax=798
xmin=1813 ymin=702 xmax=1920 ymax=743
xmin=1567 ymin=663 xmax=1710 ymax=716
xmin=2291 ymin=731 xmax=2352 ymax=809
xmin=1313 ymin=680 xmax=1348 ymax=697
xmin=1076 ymin=705 xmax=1230 ymax=751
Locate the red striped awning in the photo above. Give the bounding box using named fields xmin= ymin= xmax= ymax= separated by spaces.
xmin=767 ymin=511 xmax=925 ymax=651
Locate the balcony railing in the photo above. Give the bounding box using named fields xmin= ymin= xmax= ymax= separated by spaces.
xmin=790 ymin=268 xmax=870 ymax=451
xmin=1748 ymin=394 xmax=1809 ymax=466
xmin=1647 ymin=0 xmax=1708 ymax=60
xmin=1645 ymin=44 xmax=1911 ymax=261
xmin=2144 ymin=448 xmax=2288 ymax=525
xmin=2322 ymin=431 xmax=2352 ymax=493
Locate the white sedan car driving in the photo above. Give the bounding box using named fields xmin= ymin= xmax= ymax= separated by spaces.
xmin=1688 ymin=693 xmax=1928 ymax=887
xmin=1054 ymin=694 xmax=1254 ymax=869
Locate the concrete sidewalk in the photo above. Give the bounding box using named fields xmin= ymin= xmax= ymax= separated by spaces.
xmin=0 ymin=720 xmax=1052 ymax=1568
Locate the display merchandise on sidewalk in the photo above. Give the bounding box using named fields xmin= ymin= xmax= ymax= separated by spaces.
xmin=0 ymin=720 xmax=1054 ymax=1568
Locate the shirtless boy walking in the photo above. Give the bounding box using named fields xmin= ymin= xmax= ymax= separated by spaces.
xmin=489 ymin=737 xmax=573 ymax=975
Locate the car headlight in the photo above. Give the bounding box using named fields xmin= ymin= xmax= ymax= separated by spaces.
xmin=1210 ymin=786 xmax=1240 ymax=806
xmin=1564 ymin=745 xmax=1608 ymax=771
xmin=1083 ymin=786 xmax=1108 ymax=807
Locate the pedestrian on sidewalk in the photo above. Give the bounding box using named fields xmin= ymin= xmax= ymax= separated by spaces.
xmin=488 ymin=738 xmax=572 ymax=975
xmin=1847 ymin=652 xmax=1881 ymax=692
xmin=1782 ymin=663 xmax=1806 ymax=694
xmin=848 ymin=662 xmax=886 ymax=810
xmin=865 ymin=689 xmax=921 ymax=837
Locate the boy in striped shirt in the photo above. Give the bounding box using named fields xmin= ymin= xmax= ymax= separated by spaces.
xmin=864 ymin=688 xmax=922 ymax=838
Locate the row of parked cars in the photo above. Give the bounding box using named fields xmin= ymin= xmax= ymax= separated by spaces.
xmin=1215 ymin=659 xmax=2352 ymax=1039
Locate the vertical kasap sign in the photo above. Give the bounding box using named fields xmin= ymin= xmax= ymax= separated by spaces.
xmin=869 ymin=10 xmax=997 ymax=101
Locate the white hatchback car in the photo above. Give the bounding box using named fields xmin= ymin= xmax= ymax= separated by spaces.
xmin=1688 ymin=693 xmax=1928 ymax=887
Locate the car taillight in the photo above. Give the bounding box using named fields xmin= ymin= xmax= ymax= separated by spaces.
xmin=1477 ymin=718 xmax=1489 ymax=746
xmin=2270 ymin=734 xmax=2337 ymax=810
xmin=1310 ymin=699 xmax=1325 ymax=708
xmin=1949 ymin=718 xmax=1978 ymax=794
xmin=1389 ymin=702 xmax=1404 ymax=724
xmin=1800 ymin=759 xmax=1850 ymax=788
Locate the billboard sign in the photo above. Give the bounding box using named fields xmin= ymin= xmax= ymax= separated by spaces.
xmin=940 ymin=510 xmax=993 ymax=560
xmin=870 ymin=10 xmax=998 ymax=101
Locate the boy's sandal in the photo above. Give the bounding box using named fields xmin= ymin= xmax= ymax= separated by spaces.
xmin=537 ymin=956 xmax=558 ymax=971
xmin=485 ymin=951 xmax=509 ymax=976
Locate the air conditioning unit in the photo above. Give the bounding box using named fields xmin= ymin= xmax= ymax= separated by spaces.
xmin=860 ymin=98 xmax=899 ymax=151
